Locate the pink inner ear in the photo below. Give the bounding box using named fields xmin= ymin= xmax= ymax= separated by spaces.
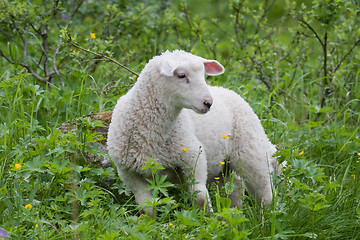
xmin=204 ymin=61 xmax=224 ymax=76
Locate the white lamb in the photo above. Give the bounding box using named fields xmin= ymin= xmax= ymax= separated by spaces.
xmin=107 ymin=50 xmax=280 ymax=214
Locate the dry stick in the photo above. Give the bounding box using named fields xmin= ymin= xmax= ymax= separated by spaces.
xmin=70 ymin=42 xmax=139 ymax=77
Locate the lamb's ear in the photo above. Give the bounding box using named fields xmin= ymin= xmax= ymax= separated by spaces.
xmin=158 ymin=58 xmax=179 ymax=77
xmin=203 ymin=60 xmax=225 ymax=76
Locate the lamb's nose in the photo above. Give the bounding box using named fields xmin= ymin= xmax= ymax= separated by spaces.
xmin=204 ymin=99 xmax=212 ymax=109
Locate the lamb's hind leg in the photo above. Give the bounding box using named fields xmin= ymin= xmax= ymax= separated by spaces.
xmin=117 ymin=167 xmax=154 ymax=216
xmin=228 ymin=174 xmax=245 ymax=208
xmin=184 ymin=154 xmax=213 ymax=211
xmin=210 ymin=172 xmax=244 ymax=208
xmin=230 ymin=149 xmax=274 ymax=205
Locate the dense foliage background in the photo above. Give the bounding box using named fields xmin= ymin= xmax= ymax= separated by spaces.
xmin=0 ymin=0 xmax=359 ymax=239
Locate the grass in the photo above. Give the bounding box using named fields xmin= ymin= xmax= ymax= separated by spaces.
xmin=0 ymin=65 xmax=359 ymax=239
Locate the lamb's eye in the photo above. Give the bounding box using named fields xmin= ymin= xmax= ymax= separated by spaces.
xmin=177 ymin=73 xmax=186 ymax=79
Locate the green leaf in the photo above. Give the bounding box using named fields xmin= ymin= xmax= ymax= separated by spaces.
xmin=141 ymin=158 xmax=164 ymax=175
xmin=97 ymin=231 xmax=119 ymax=240
xmin=215 ymin=207 xmax=249 ymax=226
xmin=25 ymin=156 xmax=45 ymax=173
xmin=220 ymin=197 xmax=232 ymax=209
xmin=75 ymin=188 xmax=90 ymax=206
xmin=291 ymin=178 xmax=310 ymax=190
xmin=174 ymin=209 xmax=201 ymax=226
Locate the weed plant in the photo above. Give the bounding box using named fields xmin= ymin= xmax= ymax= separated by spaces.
xmin=0 ymin=0 xmax=360 ymax=239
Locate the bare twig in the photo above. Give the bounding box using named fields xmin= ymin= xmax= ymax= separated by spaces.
xmin=70 ymin=40 xmax=139 ymax=77
xmin=248 ymin=56 xmax=272 ymax=90
xmin=3 ymin=17 xmax=56 ymax=83
xmin=0 ymin=0 xmax=87 ymax=84
xmin=334 ymin=38 xmax=360 ymax=74
xmin=42 ymin=24 xmax=49 ymax=77
xmin=233 ymin=4 xmax=245 ymax=49
xmin=300 ymin=18 xmax=331 ymax=107
xmin=299 ymin=18 xmax=328 ymax=81
xmin=58 ymin=0 xmax=137 ymax=77
xmin=0 ymin=49 xmax=15 ymax=64
xmin=0 ymin=36 xmax=50 ymax=83
xmin=299 ymin=18 xmax=324 ymax=47
xmin=65 ymin=0 xmax=84 ymax=27
xmin=23 ymin=33 xmax=53 ymax=83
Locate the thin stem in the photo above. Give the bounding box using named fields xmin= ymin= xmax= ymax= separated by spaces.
xmin=233 ymin=4 xmax=245 ymax=49
xmin=334 ymin=38 xmax=360 ymax=74
xmin=53 ymin=0 xmax=85 ymax=78
xmin=70 ymin=41 xmax=139 ymax=77
xmin=300 ymin=18 xmax=330 ymax=107
xmin=42 ymin=24 xmax=49 ymax=77
xmin=299 ymin=18 xmax=324 ymax=47
xmin=254 ymin=0 xmax=276 ymax=36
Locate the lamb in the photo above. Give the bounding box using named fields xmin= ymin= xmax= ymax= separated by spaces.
xmin=107 ymin=50 xmax=280 ymax=215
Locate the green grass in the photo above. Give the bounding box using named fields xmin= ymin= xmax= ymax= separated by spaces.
xmin=1 ymin=62 xmax=359 ymax=240
xmin=1 ymin=0 xmax=360 ymax=239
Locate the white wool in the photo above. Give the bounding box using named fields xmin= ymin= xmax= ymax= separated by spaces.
xmin=107 ymin=50 xmax=281 ymax=214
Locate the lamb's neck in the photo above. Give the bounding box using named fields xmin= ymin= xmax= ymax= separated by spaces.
xmin=131 ymin=82 xmax=181 ymax=138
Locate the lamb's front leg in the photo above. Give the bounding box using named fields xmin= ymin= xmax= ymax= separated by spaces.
xmin=117 ymin=166 xmax=154 ymax=216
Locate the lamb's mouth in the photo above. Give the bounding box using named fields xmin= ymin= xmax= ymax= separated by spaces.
xmin=192 ymin=105 xmax=210 ymax=114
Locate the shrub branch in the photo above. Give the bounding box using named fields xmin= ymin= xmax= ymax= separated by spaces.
xmin=299 ymin=18 xmax=329 ymax=107
xmin=70 ymin=42 xmax=139 ymax=77
xmin=334 ymin=38 xmax=360 ymax=74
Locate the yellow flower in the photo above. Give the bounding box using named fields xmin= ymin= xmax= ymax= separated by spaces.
xmin=183 ymin=148 xmax=188 ymax=152
xmin=169 ymin=223 xmax=173 ymax=227
xmin=35 ymin=224 xmax=39 ymax=229
xmin=25 ymin=204 xmax=32 ymax=210
xmin=357 ymin=153 xmax=360 ymax=156
xmin=15 ymin=164 xmax=21 ymax=170
xmin=222 ymin=134 xmax=230 ymax=139
xmin=352 ymin=175 xmax=356 ymax=180
xmin=299 ymin=151 xmax=304 ymax=156
xmin=220 ymin=161 xmax=225 ymax=166
xmin=90 ymin=33 xmax=96 ymax=39
xmin=214 ymin=177 xmax=220 ymax=180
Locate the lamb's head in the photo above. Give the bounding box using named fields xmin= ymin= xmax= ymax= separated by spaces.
xmin=157 ymin=50 xmax=224 ymax=114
